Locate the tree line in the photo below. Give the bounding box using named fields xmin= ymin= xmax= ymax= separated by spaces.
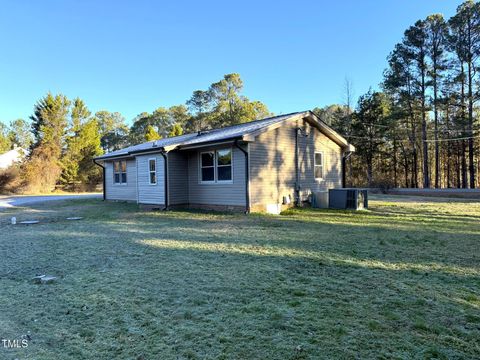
xmin=0 ymin=73 xmax=271 ymax=193
xmin=4 ymin=2 xmax=479 ymax=193
xmin=316 ymin=0 xmax=480 ymax=189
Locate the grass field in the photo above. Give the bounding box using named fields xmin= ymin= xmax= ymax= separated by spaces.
xmin=0 ymin=196 xmax=479 ymax=359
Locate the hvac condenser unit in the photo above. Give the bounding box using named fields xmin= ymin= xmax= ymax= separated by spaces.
xmin=328 ymin=189 xmax=368 ymax=210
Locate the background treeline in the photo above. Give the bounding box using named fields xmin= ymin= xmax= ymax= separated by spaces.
xmin=315 ymin=0 xmax=480 ymax=189
xmin=3 ymin=1 xmax=479 ymax=194
xmin=0 ymin=73 xmax=271 ymax=193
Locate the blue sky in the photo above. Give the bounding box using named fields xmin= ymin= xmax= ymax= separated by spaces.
xmin=0 ymin=0 xmax=461 ymax=125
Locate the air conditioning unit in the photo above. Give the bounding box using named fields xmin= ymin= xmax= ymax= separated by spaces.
xmin=311 ymin=191 xmax=329 ymax=208
xmin=328 ymin=189 xmax=368 ymax=210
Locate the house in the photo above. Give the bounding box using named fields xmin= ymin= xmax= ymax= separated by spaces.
xmin=93 ymin=111 xmax=355 ymax=213
xmin=0 ymin=146 xmax=28 ymax=170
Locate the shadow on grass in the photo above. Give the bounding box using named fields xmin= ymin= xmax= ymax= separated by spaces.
xmin=1 ymin=199 xmax=479 ymax=359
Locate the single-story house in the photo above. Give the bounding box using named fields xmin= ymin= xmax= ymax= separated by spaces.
xmin=0 ymin=146 xmax=28 ymax=170
xmin=94 ymin=111 xmax=355 ymax=213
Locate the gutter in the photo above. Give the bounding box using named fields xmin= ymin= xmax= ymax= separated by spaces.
xmin=160 ymin=151 xmax=169 ymax=210
xmin=234 ymin=139 xmax=250 ymax=214
xmin=92 ymin=159 xmax=106 ymax=201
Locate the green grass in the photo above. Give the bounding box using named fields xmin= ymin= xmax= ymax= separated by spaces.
xmin=0 ymin=195 xmax=479 ymax=359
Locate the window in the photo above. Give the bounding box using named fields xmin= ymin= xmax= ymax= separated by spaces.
xmin=149 ymin=158 xmax=156 ymax=185
xmin=200 ymin=152 xmax=215 ymax=182
xmin=114 ymin=160 xmax=127 ymax=184
xmin=216 ymin=149 xmax=232 ymax=182
xmin=314 ymin=152 xmax=323 ymax=179
xmin=199 ymin=148 xmax=233 ymax=183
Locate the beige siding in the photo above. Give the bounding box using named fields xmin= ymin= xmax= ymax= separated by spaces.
xmin=168 ymin=151 xmax=189 ymax=205
xmin=187 ymin=145 xmax=246 ymax=206
xmin=249 ymin=119 xmax=343 ymax=209
xmin=136 ymin=154 xmax=165 ymax=205
xmin=298 ymin=123 xmax=343 ymax=194
xmin=105 ymin=159 xmax=137 ymax=201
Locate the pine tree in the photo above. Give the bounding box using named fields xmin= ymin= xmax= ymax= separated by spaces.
xmin=23 ymin=93 xmax=70 ymax=192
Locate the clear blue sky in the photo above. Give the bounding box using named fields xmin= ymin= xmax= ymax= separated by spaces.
xmin=0 ymin=0 xmax=461 ymax=125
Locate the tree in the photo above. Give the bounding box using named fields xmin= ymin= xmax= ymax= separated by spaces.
xmin=425 ymin=14 xmax=448 ymax=188
xmin=210 ymin=73 xmax=244 ymax=125
xmin=60 ymin=98 xmax=103 ymax=189
xmin=449 ymin=0 xmax=480 ymax=188
xmin=145 ymin=124 xmax=161 ymax=141
xmin=313 ymin=104 xmax=350 ymax=133
xmin=0 ymin=123 xmax=11 ymax=153
xmin=76 ymin=118 xmax=103 ymax=186
xmin=351 ymin=91 xmax=391 ymax=186
xmin=186 ymin=90 xmax=213 ymax=132
xmin=129 ymin=112 xmax=153 ymax=145
xmin=169 ymin=105 xmax=191 ymax=129
xmin=150 ymin=107 xmax=172 ymax=137
xmin=169 ymin=123 xmax=184 ymax=137
xmin=185 ymin=74 xmax=271 ymax=131
xmin=384 ymin=43 xmax=420 ymax=188
xmin=8 ymin=119 xmax=33 ymax=149
xmin=24 ymin=93 xmax=70 ymax=192
xmin=93 ymin=111 xmax=128 ymax=152
xmin=405 ymin=19 xmax=431 ymax=188
xmin=61 ymin=98 xmax=91 ymax=188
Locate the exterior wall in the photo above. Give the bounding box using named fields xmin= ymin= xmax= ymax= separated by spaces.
xmin=168 ymin=151 xmax=189 ymax=205
xmin=249 ymin=119 xmax=343 ymax=211
xmin=298 ymin=122 xmax=343 ymax=195
xmin=187 ymin=145 xmax=246 ymax=207
xmin=136 ymin=154 xmax=165 ymax=205
xmin=105 ymin=159 xmax=137 ymax=201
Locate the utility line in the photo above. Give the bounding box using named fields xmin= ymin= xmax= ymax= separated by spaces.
xmin=344 ymin=134 xmax=480 ymax=143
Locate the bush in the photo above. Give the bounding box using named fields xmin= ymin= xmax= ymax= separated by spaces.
xmin=370 ymin=174 xmax=396 ymax=192
xmin=0 ymin=166 xmax=21 ymax=193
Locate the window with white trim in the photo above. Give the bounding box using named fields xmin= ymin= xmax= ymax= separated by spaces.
xmin=216 ymin=149 xmax=232 ymax=182
xmin=149 ymin=158 xmax=157 ymax=185
xmin=199 ymin=148 xmax=233 ymax=183
xmin=200 ymin=152 xmax=215 ymax=182
xmin=314 ymin=152 xmax=323 ymax=179
xmin=114 ymin=160 xmax=127 ymax=184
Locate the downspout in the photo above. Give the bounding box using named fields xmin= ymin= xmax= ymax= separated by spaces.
xmin=295 ymin=126 xmax=309 ymax=206
xmin=93 ymin=159 xmax=106 ymax=201
xmin=295 ymin=128 xmax=300 ymax=206
xmin=342 ymin=151 xmax=353 ymax=188
xmin=160 ymin=151 xmax=169 ymax=210
xmin=234 ymin=139 xmax=250 ymax=214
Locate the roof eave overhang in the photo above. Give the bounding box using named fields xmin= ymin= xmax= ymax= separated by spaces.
xmin=94 ymin=146 xmax=166 ymax=161
xmin=242 ymin=111 xmax=353 ymax=151
xmin=174 ymin=137 xmax=246 ymax=151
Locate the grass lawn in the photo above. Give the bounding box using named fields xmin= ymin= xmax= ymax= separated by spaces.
xmin=0 ymin=195 xmax=479 ymax=359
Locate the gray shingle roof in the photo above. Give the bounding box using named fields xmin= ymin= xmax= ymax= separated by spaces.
xmin=95 ymin=111 xmax=307 ymax=160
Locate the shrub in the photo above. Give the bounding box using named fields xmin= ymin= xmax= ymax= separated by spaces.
xmin=370 ymin=174 xmax=396 ymax=192
xmin=0 ymin=166 xmax=21 ymax=193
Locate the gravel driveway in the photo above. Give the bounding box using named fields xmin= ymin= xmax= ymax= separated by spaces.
xmin=0 ymin=194 xmax=102 ymax=209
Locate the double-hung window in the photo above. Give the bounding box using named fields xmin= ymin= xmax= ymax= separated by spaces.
xmin=149 ymin=158 xmax=157 ymax=185
xmin=314 ymin=152 xmax=323 ymax=180
xmin=216 ymin=149 xmax=232 ymax=182
xmin=200 ymin=152 xmax=215 ymax=182
xmin=114 ymin=160 xmax=127 ymax=184
xmin=200 ymin=148 xmax=232 ymax=183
